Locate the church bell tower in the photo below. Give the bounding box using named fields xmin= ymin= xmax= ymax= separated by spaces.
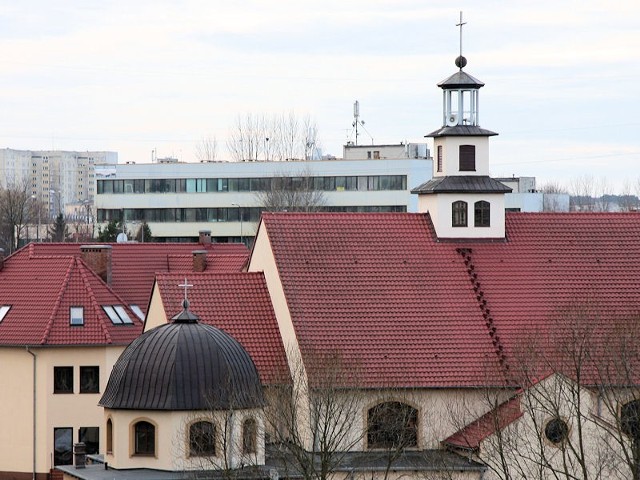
xmin=412 ymin=13 xmax=511 ymax=240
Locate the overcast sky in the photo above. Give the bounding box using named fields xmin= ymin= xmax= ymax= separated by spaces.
xmin=1 ymin=1 xmax=639 ymax=191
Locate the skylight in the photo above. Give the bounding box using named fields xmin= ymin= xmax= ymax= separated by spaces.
xmin=113 ymin=306 xmax=134 ymax=324
xmin=0 ymin=305 xmax=10 ymax=323
xmin=102 ymin=305 xmax=134 ymax=325
xmin=130 ymin=305 xmax=145 ymax=321
xmin=70 ymin=306 xmax=84 ymax=326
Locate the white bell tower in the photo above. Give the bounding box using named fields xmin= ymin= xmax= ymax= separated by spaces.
xmin=412 ymin=13 xmax=511 ymax=240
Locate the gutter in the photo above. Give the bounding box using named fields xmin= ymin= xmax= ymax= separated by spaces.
xmin=26 ymin=346 xmax=37 ymax=480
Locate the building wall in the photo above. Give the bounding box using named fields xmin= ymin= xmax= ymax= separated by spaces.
xmin=95 ymin=155 xmax=432 ymax=242
xmin=0 ymin=345 xmax=125 ymax=477
xmin=104 ymin=408 xmax=265 ymax=471
xmin=419 ymin=192 xmax=506 ymax=238
xmin=432 ymin=136 xmax=490 ymax=177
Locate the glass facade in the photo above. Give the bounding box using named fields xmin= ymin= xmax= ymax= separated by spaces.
xmin=97 ymin=175 xmax=407 ymax=195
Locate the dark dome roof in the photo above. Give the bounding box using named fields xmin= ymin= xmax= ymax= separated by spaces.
xmin=99 ymin=319 xmax=265 ymax=411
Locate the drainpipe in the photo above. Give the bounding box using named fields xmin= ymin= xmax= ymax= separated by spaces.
xmin=26 ymin=347 xmax=37 ymax=480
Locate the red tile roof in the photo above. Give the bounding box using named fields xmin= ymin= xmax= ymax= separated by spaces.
xmin=0 ymin=254 xmax=142 ymax=345
xmin=154 ymin=272 xmax=290 ymax=386
xmin=443 ymin=396 xmax=522 ymax=450
xmin=261 ymin=212 xmax=506 ymax=388
xmin=10 ymin=242 xmax=248 ymax=314
xmin=260 ymin=212 xmax=640 ymax=388
xmin=0 ymin=241 xmax=248 ymax=346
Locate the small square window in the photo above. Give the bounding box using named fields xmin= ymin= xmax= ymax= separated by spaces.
xmin=54 ymin=366 xmax=74 ymax=394
xmin=70 ymin=306 xmax=84 ymax=326
xmin=80 ymin=366 xmax=99 ymax=394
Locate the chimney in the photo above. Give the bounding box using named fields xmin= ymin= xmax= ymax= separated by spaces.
xmin=192 ymin=250 xmax=208 ymax=273
xmin=0 ymin=248 xmax=4 ymax=271
xmin=81 ymin=245 xmax=112 ymax=285
xmin=199 ymin=230 xmax=212 ymax=246
xmin=73 ymin=442 xmax=86 ymax=469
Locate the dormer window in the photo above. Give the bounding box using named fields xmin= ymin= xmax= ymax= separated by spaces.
xmin=459 ymin=145 xmax=476 ymax=171
xmin=102 ymin=305 xmax=134 ymax=325
xmin=70 ymin=306 xmax=84 ymax=326
xmin=452 ymin=201 xmax=468 ymax=227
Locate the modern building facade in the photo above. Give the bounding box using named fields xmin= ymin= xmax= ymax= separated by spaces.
xmin=95 ymin=144 xmax=432 ymax=243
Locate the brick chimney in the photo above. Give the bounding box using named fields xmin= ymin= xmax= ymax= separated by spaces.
xmin=199 ymin=230 xmax=212 ymax=246
xmin=192 ymin=250 xmax=208 ymax=272
xmin=81 ymin=245 xmax=112 ymax=285
xmin=0 ymin=248 xmax=4 ymax=271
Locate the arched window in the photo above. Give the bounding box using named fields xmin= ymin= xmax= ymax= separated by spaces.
xmin=189 ymin=421 xmax=215 ymax=456
xmin=459 ymin=145 xmax=476 ymax=171
xmin=134 ymin=421 xmax=155 ymax=456
xmin=474 ymin=201 xmax=490 ymax=227
xmin=367 ymin=402 xmax=418 ymax=449
xmin=106 ymin=418 xmax=113 ymax=454
xmin=622 ymin=400 xmax=640 ymax=440
xmin=452 ymin=201 xmax=468 ymax=227
xmin=242 ymin=418 xmax=258 ymax=454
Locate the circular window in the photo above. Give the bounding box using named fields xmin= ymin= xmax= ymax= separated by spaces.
xmin=544 ymin=418 xmax=569 ymax=444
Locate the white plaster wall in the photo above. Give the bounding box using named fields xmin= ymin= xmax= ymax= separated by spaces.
xmin=418 ymin=193 xmax=506 ymax=239
xmin=433 ymin=136 xmax=490 ymax=177
xmin=104 ymin=408 xmax=265 ymax=471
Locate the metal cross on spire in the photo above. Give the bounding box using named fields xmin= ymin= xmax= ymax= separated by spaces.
xmin=456 ymin=11 xmax=466 ymax=66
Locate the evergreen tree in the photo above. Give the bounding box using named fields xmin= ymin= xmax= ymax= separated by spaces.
xmin=48 ymin=213 xmax=69 ymax=242
xmin=96 ymin=219 xmax=119 ymax=242
xmin=134 ymin=222 xmax=153 ymax=242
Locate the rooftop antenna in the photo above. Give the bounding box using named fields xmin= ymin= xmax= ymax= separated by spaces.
xmin=350 ymin=100 xmax=374 ymax=145
xmin=455 ymin=11 xmax=468 ymax=70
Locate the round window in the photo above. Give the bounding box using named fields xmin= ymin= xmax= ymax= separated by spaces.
xmin=544 ymin=418 xmax=569 ymax=444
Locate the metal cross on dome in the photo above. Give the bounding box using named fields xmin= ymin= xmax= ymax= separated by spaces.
xmin=178 ymin=277 xmax=193 ymax=304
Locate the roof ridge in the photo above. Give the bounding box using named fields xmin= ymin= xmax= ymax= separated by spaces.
xmin=40 ymin=257 xmax=76 ymax=344
xmin=76 ymin=258 xmax=113 ymax=344
xmin=456 ymin=247 xmax=513 ymax=383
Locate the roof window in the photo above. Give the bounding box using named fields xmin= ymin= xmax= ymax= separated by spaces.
xmin=0 ymin=305 xmax=10 ymax=323
xmin=130 ymin=305 xmax=145 ymax=321
xmin=102 ymin=305 xmax=134 ymax=325
xmin=70 ymin=306 xmax=84 ymax=326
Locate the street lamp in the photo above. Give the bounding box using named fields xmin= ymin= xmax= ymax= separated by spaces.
xmin=30 ymin=195 xmax=40 ymax=242
xmin=231 ymin=203 xmax=243 ymax=245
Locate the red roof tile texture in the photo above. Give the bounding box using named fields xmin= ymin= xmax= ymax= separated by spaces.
xmin=155 ymin=272 xmax=290 ymax=386
xmin=0 ymin=242 xmax=248 ymax=346
xmin=443 ymin=396 xmax=523 ymax=449
xmin=261 ymin=212 xmax=640 ymax=388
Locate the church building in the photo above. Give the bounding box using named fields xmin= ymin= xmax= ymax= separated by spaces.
xmin=26 ymin=22 xmax=640 ymax=480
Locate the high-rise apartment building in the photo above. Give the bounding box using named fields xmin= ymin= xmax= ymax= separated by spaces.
xmin=0 ymin=149 xmax=117 ymax=219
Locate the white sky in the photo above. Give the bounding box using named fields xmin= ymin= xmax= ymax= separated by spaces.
xmin=1 ymin=1 xmax=639 ymax=192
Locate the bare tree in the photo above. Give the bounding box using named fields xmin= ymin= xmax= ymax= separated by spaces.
xmin=0 ymin=180 xmax=32 ymax=252
xmin=540 ymin=181 xmax=569 ymax=212
xmin=195 ymin=136 xmax=219 ymax=162
xmin=227 ymin=113 xmax=320 ymax=162
xmin=266 ymin=349 xmax=365 ymax=480
xmin=255 ymin=168 xmax=326 ymax=213
xmin=448 ymin=302 xmax=640 ymax=480
xmin=569 ymin=175 xmax=598 ymax=212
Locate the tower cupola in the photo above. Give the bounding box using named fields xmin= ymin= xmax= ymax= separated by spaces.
xmin=439 ymin=60 xmax=484 ymax=127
